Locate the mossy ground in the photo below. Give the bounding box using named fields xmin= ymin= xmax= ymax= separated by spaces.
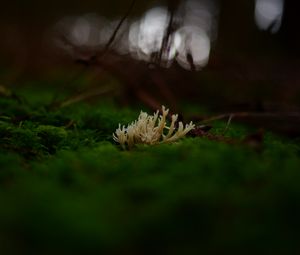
xmin=0 ymin=85 xmax=300 ymax=254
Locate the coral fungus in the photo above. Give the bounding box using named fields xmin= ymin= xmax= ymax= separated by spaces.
xmin=113 ymin=106 xmax=195 ymax=149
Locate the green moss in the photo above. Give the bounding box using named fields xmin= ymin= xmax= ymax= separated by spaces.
xmin=0 ymin=121 xmax=43 ymax=158
xmin=36 ymin=125 xmax=68 ymax=154
xmin=0 ymin=88 xmax=300 ymax=254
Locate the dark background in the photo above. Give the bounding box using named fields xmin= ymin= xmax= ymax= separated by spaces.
xmin=0 ymin=0 xmax=300 ymax=111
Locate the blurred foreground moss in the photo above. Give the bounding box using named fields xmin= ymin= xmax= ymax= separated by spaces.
xmin=0 ymin=87 xmax=300 ymax=254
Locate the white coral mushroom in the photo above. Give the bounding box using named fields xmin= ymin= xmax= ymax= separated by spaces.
xmin=113 ymin=106 xmax=195 ymax=149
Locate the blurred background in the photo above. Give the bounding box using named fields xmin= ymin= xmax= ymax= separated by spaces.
xmin=0 ymin=0 xmax=300 ymax=123
xmin=1 ymin=1 xmax=300 ymax=254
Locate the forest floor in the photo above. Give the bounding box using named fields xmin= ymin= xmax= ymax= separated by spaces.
xmin=0 ymin=84 xmax=300 ymax=254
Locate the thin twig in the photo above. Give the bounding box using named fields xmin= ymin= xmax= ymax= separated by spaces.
xmin=102 ymin=0 xmax=136 ymax=55
xmin=56 ymin=85 xmax=114 ymax=109
xmin=223 ymin=114 xmax=234 ymax=135
xmin=158 ymin=1 xmax=177 ymax=65
xmin=201 ymin=112 xmax=300 ymax=123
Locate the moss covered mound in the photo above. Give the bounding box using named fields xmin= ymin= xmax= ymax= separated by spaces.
xmin=0 ymin=87 xmax=300 ymax=254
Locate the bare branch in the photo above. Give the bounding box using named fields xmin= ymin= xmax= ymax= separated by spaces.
xmin=102 ymin=0 xmax=136 ymax=55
